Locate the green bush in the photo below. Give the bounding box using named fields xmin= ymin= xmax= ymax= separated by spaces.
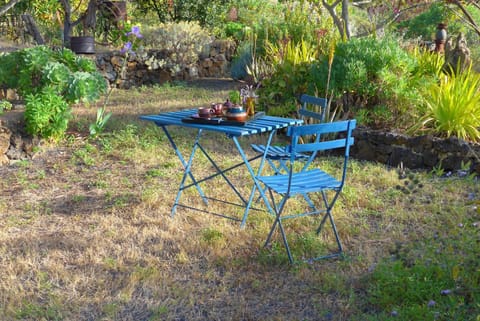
xmin=142 ymin=21 xmax=212 ymax=75
xmin=307 ymin=36 xmax=422 ymax=127
xmin=0 ymin=46 xmax=107 ymax=140
xmin=229 ymin=0 xmax=336 ymax=83
xmin=24 ymin=87 xmax=71 ymax=141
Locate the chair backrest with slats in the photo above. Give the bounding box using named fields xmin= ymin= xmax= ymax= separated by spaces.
xmin=287 ymin=119 xmax=357 ymax=185
xmin=298 ymin=94 xmax=328 ymax=123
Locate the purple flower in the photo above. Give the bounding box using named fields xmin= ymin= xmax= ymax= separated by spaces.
xmin=120 ymin=41 xmax=133 ymax=54
xmin=441 ymin=289 xmax=452 ymax=295
xmin=126 ymin=26 xmax=143 ymax=39
xmin=427 ymin=300 xmax=436 ymax=307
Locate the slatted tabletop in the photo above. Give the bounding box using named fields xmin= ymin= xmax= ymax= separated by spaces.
xmin=140 ymin=109 xmax=303 ymax=137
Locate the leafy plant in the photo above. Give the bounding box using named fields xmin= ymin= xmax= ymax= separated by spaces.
xmin=258 ymin=38 xmax=319 ymax=115
xmin=0 ymin=99 xmax=12 ymax=115
xmin=89 ymin=107 xmax=112 ymax=138
xmin=394 ymin=2 xmax=450 ymax=40
xmin=409 ymin=65 xmax=480 ymax=142
xmin=24 ymin=87 xmax=71 ymax=141
xmin=228 ymin=90 xmax=241 ymax=104
xmin=0 ymin=46 xmax=107 ymax=140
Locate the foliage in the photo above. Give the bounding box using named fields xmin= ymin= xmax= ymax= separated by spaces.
xmin=0 ymin=45 xmax=107 ymax=140
xmin=228 ymin=0 xmax=336 ymax=82
xmin=0 ymin=99 xmax=12 ymax=115
xmin=249 ymin=1 xmax=332 ymax=53
xmin=89 ymin=106 xmax=112 ymax=138
xmin=410 ymin=46 xmax=444 ymax=80
xmin=306 ymin=35 xmax=422 ymax=127
xmin=394 ymin=2 xmax=449 ymax=40
xmin=359 ymin=220 xmax=480 ymax=320
xmin=408 ymin=66 xmax=480 ymax=142
xmin=0 ymin=46 xmax=106 ymax=104
xmin=141 ymin=21 xmax=212 ymax=75
xmin=256 ymin=38 xmax=320 ymax=115
xmin=24 ymin=87 xmax=71 ymax=141
xmin=89 ymin=26 xmax=144 ymax=139
xmin=133 ymin=0 xmax=230 ymax=30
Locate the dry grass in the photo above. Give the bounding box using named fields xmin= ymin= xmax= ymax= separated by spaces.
xmin=0 ymin=79 xmax=478 ymax=320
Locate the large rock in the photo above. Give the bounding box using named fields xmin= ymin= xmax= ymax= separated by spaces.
xmin=443 ymin=33 xmax=471 ymax=74
xmin=0 ymin=125 xmax=11 ymax=165
xmin=0 ymin=126 xmax=11 ymax=154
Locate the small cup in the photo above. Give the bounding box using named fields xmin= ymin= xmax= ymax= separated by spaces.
xmin=211 ymin=103 xmax=224 ymax=116
xmin=198 ymin=107 xmax=214 ymax=118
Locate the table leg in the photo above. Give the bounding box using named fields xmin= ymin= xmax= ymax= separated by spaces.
xmin=232 ymin=130 xmax=276 ymax=227
xmin=161 ymin=127 xmax=207 ymax=216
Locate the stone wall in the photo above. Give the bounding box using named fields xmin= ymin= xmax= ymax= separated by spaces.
xmin=0 ymin=109 xmax=39 ymax=165
xmin=352 ymin=127 xmax=480 ymax=173
xmin=95 ymin=39 xmax=236 ymax=89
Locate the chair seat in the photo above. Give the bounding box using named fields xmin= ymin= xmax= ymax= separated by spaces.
xmin=257 ymin=169 xmax=341 ymax=195
xmin=251 ymin=143 xmax=309 ymax=160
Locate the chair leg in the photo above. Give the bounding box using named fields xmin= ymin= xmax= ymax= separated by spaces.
xmin=316 ymin=190 xmax=344 ymax=256
xmin=263 ymin=191 xmax=295 ymax=263
xmin=264 ymin=189 xmax=285 ymax=246
xmin=277 ymin=217 xmax=294 ymax=264
xmin=317 ymin=211 xmax=343 ymax=256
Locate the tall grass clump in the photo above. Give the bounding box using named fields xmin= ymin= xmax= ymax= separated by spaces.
xmin=258 ymin=39 xmax=321 ymax=116
xmin=409 ymin=65 xmax=480 ymax=142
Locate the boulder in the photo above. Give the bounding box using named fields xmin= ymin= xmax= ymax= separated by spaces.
xmin=0 ymin=126 xmax=11 ymax=154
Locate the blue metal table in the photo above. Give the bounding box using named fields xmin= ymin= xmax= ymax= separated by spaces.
xmin=140 ymin=108 xmax=303 ymax=227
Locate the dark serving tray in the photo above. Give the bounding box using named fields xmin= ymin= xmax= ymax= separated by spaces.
xmin=181 ymin=112 xmax=265 ymax=126
xmin=181 ymin=116 xmax=245 ymax=126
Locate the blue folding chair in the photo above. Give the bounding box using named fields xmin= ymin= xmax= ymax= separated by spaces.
xmin=257 ymin=119 xmax=356 ymax=264
xmin=251 ymin=94 xmax=328 ymax=175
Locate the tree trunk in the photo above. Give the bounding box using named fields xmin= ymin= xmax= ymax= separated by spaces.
xmin=21 ymin=14 xmax=44 ymax=45
xmin=342 ymin=0 xmax=351 ymax=39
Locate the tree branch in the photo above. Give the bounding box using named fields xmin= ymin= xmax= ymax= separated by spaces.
xmin=322 ymin=0 xmax=346 ymax=39
xmin=448 ymin=0 xmax=480 ymax=37
xmin=0 ymin=0 xmax=22 ymax=16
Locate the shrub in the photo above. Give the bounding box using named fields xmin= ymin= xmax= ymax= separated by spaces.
xmin=142 ymin=21 xmax=212 ymax=75
xmin=394 ymin=2 xmax=449 ymax=40
xmin=307 ymin=35 xmax=422 ymax=128
xmin=24 ymin=87 xmax=71 ymax=141
xmin=0 ymin=46 xmax=107 ymax=140
xmin=0 ymin=100 xmax=12 ymax=115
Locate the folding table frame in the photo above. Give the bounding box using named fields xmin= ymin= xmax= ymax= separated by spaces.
xmin=140 ymin=109 xmax=303 ymax=227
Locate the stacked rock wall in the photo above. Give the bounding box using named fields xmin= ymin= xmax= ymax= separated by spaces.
xmin=95 ymin=39 xmax=236 ymax=89
xmin=352 ymin=127 xmax=480 ymax=174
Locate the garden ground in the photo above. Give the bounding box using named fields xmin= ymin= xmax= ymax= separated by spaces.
xmin=0 ymin=79 xmax=478 ymax=321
